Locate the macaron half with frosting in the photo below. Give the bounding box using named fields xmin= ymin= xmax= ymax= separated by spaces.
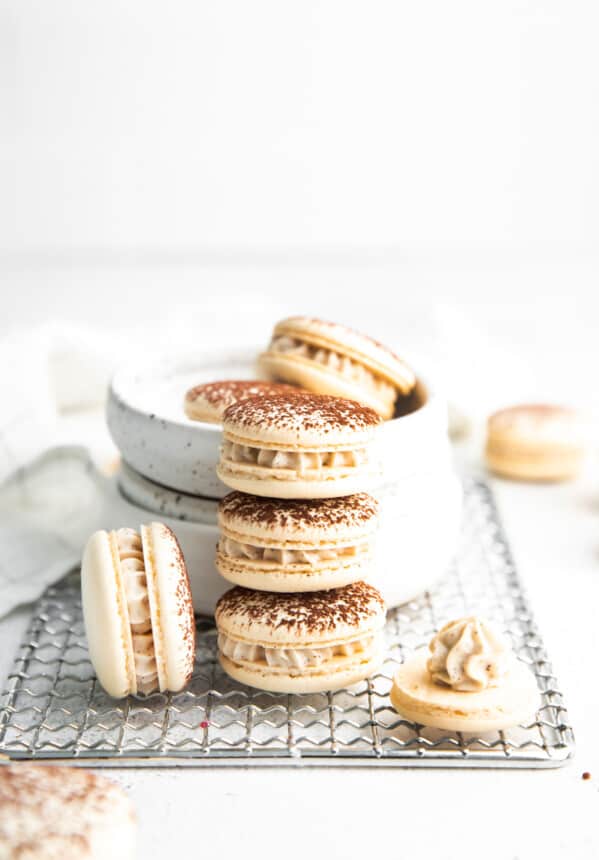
xmin=184 ymin=379 xmax=300 ymax=424
xmin=258 ymin=316 xmax=415 ymax=419
xmin=216 ymin=392 xmax=382 ymax=499
xmin=81 ymin=523 xmax=196 ymax=698
xmin=216 ymin=491 xmax=379 ymax=592
xmin=215 ymin=582 xmax=386 ymax=693
xmin=390 ymin=617 xmax=539 ymax=732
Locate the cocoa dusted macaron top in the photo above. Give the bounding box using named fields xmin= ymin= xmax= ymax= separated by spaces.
xmin=222 ymin=392 xmax=381 ymax=448
xmin=218 ymin=491 xmax=379 ymax=544
xmin=215 ymin=581 xmax=386 ymax=645
xmin=184 ymin=379 xmax=300 ymax=423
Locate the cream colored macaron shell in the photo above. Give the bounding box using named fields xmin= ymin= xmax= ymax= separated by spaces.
xmin=216 ymin=491 xmax=379 ymax=592
xmin=258 ymin=316 xmax=415 ymax=419
xmin=215 ymin=583 xmax=386 ymax=693
xmin=390 ymin=649 xmax=539 ymax=732
xmin=81 ymin=522 xmax=195 ymax=698
xmin=0 ymin=764 xmax=136 ymax=860
xmin=184 ymin=379 xmax=300 ymax=423
xmin=217 ymin=392 xmax=382 ymax=499
xmin=486 ymin=404 xmax=586 ymax=481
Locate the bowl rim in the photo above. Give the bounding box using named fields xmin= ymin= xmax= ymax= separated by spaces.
xmin=108 ymin=349 xmax=444 ymax=436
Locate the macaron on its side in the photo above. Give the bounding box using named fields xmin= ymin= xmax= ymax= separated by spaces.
xmin=390 ymin=649 xmax=539 ymax=733
xmin=217 ymin=393 xmax=382 ymax=499
xmin=81 ymin=530 xmax=137 ymax=699
xmin=216 ymin=492 xmax=379 ymax=592
xmin=0 ymin=764 xmax=136 ymax=860
xmin=485 ymin=404 xmax=586 ymax=482
xmin=184 ymin=379 xmax=301 ymax=423
xmin=81 ymin=523 xmax=195 ymax=698
xmin=258 ymin=316 xmax=415 ymax=419
xmin=215 ymin=583 xmax=386 ymax=694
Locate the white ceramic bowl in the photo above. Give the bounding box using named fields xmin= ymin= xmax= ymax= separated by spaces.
xmin=107 ymin=354 xmax=452 ymax=497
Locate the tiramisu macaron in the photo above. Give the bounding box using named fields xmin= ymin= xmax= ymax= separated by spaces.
xmin=81 ymin=523 xmax=196 ymax=698
xmin=215 ymin=582 xmax=386 ymax=693
xmin=485 ymin=403 xmax=586 ymax=481
xmin=216 ymin=392 xmax=382 ymax=499
xmin=0 ymin=763 xmax=136 ymax=860
xmin=184 ymin=379 xmax=300 ymax=424
xmin=390 ymin=617 xmax=539 ymax=732
xmin=216 ymin=491 xmax=379 ymax=592
xmin=258 ymin=316 xmax=415 ymax=419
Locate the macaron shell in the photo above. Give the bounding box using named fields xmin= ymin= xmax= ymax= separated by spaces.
xmin=216 ymin=462 xmax=380 ymax=499
xmin=215 ymin=549 xmax=371 ymax=592
xmin=141 ymin=522 xmax=195 ymax=693
xmin=258 ymin=352 xmax=395 ymax=419
xmin=390 ymin=649 xmax=540 ymax=733
xmin=219 ymin=648 xmax=383 ymax=694
xmin=217 ymin=492 xmax=379 ymax=547
xmin=215 ymin=583 xmax=386 ymax=648
xmin=221 ymin=393 xmax=381 ymax=449
xmin=485 ymin=442 xmax=584 ymax=481
xmin=81 ymin=530 xmax=136 ymax=698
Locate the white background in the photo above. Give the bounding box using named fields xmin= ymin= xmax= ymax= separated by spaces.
xmin=1 ymin=4 xmax=599 ymax=859
xmin=1 ymin=0 xmax=598 ymax=255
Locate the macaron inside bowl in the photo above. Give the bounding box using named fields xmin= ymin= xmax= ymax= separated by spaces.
xmin=81 ymin=522 xmax=196 ymax=698
xmin=215 ymin=582 xmax=387 ymax=694
xmin=216 ymin=392 xmax=382 ymax=499
xmin=258 ymin=316 xmax=415 ymax=419
xmin=184 ymin=379 xmax=301 ymax=424
xmin=216 ymin=491 xmax=379 ymax=592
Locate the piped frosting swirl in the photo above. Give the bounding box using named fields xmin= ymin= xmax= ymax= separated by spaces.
xmin=115 ymin=528 xmax=158 ymax=695
xmin=427 ymin=617 xmax=510 ymax=692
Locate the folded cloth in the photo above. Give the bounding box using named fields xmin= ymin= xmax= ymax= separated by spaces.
xmin=0 ymin=447 xmax=113 ymax=618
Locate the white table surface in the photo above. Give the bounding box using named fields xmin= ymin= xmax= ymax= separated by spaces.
xmin=1 ymin=259 xmax=598 ymax=859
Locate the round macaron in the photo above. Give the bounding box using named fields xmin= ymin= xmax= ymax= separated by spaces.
xmin=390 ymin=649 xmax=539 ymax=733
xmin=216 ymin=392 xmax=382 ymax=499
xmin=485 ymin=403 xmax=586 ymax=481
xmin=184 ymin=379 xmax=300 ymax=424
xmin=81 ymin=522 xmax=196 ymax=698
xmin=215 ymin=582 xmax=386 ymax=693
xmin=0 ymin=763 xmax=136 ymax=860
xmin=216 ymin=491 xmax=379 ymax=592
xmin=258 ymin=316 xmax=415 ymax=419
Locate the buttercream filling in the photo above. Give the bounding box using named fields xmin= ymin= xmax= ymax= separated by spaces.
xmin=221 ymin=439 xmax=367 ymax=472
xmin=116 ymin=528 xmax=158 ymax=695
xmin=218 ymin=632 xmax=379 ymax=671
xmin=427 ymin=617 xmax=510 ymax=692
xmin=269 ymin=335 xmax=396 ymax=400
xmin=219 ymin=536 xmax=366 ymax=566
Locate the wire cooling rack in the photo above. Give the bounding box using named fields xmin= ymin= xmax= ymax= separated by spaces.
xmin=0 ymin=479 xmax=573 ymax=768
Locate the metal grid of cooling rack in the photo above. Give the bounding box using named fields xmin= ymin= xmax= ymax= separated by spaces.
xmin=0 ymin=480 xmax=574 ymax=768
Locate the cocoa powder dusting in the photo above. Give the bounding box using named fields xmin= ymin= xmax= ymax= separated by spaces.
xmin=215 ymin=582 xmax=385 ymax=634
xmin=185 ymin=380 xmax=299 ymax=408
xmin=223 ymin=393 xmax=381 ymax=433
xmin=219 ymin=491 xmax=378 ymax=531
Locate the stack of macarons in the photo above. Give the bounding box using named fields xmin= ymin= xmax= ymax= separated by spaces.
xmin=82 ymin=316 xmax=417 ymax=700
xmin=207 ymin=316 xmax=419 ymax=694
